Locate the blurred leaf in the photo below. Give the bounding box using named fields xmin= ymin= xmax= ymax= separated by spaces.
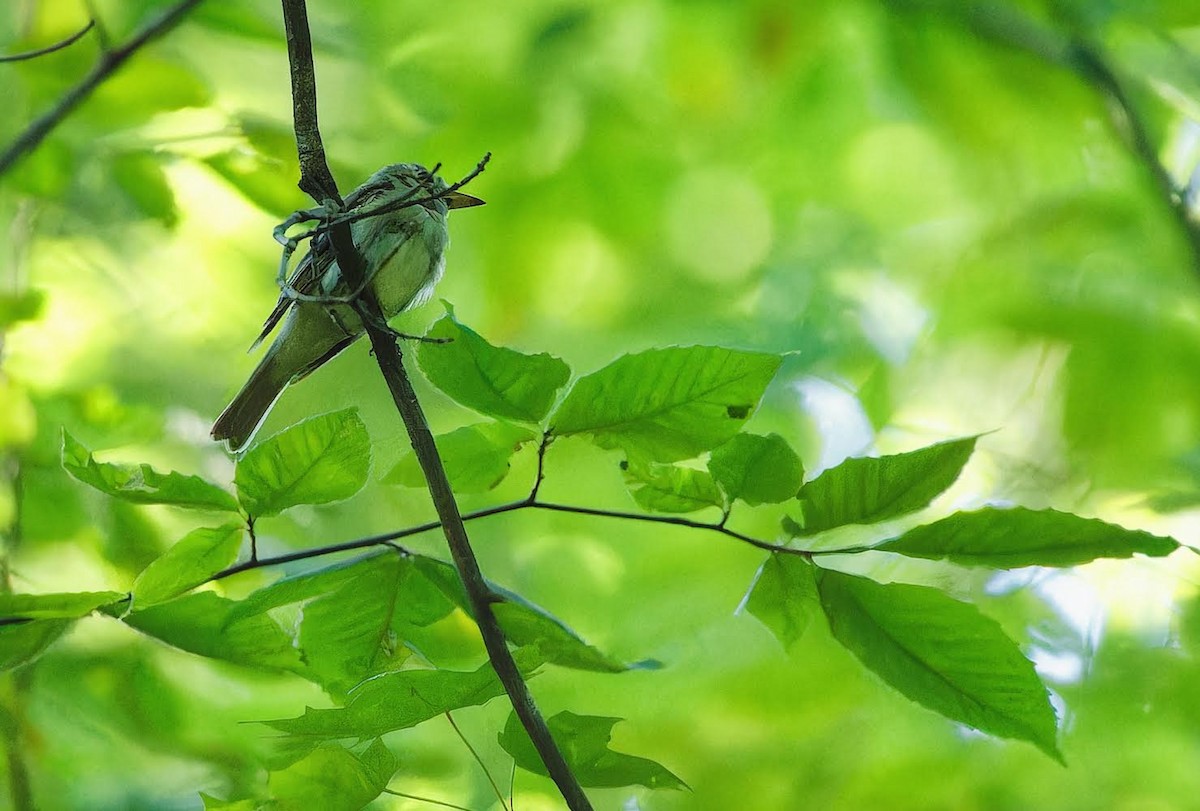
xmin=708 ymin=432 xmax=805 ymax=506
xmin=785 ymin=436 xmax=978 ymax=535
xmin=383 ymin=420 xmax=537 ymax=492
xmin=499 ymin=711 xmax=686 ymax=790
xmin=0 ymin=591 xmax=124 ymax=620
xmin=623 ymin=461 xmax=724 ymax=514
xmin=87 ymin=56 xmax=210 ymax=127
xmin=0 ymin=290 xmax=45 ymax=328
xmin=269 ymin=739 xmax=396 ymax=811
xmin=418 ymin=305 xmax=571 ymax=422
xmin=111 ymin=151 xmax=178 ymax=227
xmin=122 ymin=591 xmax=304 ymax=673
xmin=264 ymin=661 xmax=510 ymax=739
xmin=235 ymin=408 xmax=370 ymax=517
xmin=0 ymin=377 xmax=37 ymax=448
xmin=743 ymin=554 xmax=818 ymax=651
xmin=61 ymin=430 xmax=239 ymax=512
xmin=551 ymin=347 xmax=782 ymax=462
xmin=0 ymin=619 xmax=72 ymax=671
xmin=103 ymin=501 xmax=166 ymax=575
xmin=132 ymin=523 xmax=245 ymax=607
xmin=876 ymin=507 xmax=1179 ymax=568
xmin=817 ymin=569 xmax=1060 ymax=761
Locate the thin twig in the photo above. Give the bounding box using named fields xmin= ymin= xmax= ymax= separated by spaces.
xmin=0 ymin=18 xmax=95 ymax=63
xmin=380 ymin=788 xmax=477 ymax=811
xmin=274 ymin=3 xmax=590 ymax=808
xmin=0 ymin=0 xmax=206 ymax=176
xmin=445 ymin=711 xmax=511 ymax=811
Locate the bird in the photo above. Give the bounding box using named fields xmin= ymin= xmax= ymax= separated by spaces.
xmin=211 ymin=163 xmax=484 ymax=451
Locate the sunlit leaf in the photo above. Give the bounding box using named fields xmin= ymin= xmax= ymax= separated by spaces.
xmin=0 ymin=290 xmax=45 ymax=328
xmin=112 ymin=151 xmax=178 ymax=227
xmin=743 ymin=554 xmax=818 ymax=651
xmin=551 ymin=346 xmax=782 ymax=462
xmin=0 ymin=590 xmax=122 ymax=620
xmin=708 ymin=432 xmax=805 ymax=505
xmin=817 ymin=569 xmax=1060 ymax=760
xmin=418 ymin=305 xmax=571 ymax=422
xmin=0 ymin=619 xmax=73 ymax=671
xmin=269 ymin=739 xmax=396 ymax=811
xmin=876 ymin=507 xmax=1179 ymax=568
xmin=383 ymin=421 xmax=537 ymax=492
xmin=235 ymin=409 xmax=370 ymax=517
xmin=499 ymin=711 xmax=687 ymax=790
xmin=624 ymin=461 xmax=724 ymax=513
xmin=786 ymin=436 xmax=977 ymax=535
xmin=62 ymin=430 xmax=240 ymax=512
xmin=132 ymin=523 xmax=245 ymax=607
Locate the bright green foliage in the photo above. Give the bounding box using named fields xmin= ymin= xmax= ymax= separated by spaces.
xmin=418 ymin=305 xmax=571 ymax=422
xmin=817 ymin=569 xmax=1061 ymax=761
xmin=878 ymin=507 xmax=1180 ymax=567
xmin=265 ymin=661 xmax=510 ymax=739
xmin=235 ymin=408 xmax=370 ymax=516
xmin=708 ymin=432 xmax=805 ymax=506
xmin=500 ymin=710 xmax=687 ymax=789
xmin=268 ymin=739 xmax=396 ymax=811
xmin=744 ymin=554 xmax=819 ymax=651
xmin=121 ymin=591 xmax=306 ymax=673
xmin=132 ymin=523 xmax=244 ymax=607
xmin=624 ymin=461 xmax=725 ymax=513
xmin=383 ymin=420 xmax=537 ymax=492
xmin=0 ymin=290 xmax=44 ymax=328
xmin=0 ymin=590 xmax=123 ymax=620
xmin=61 ymin=430 xmax=239 ymax=512
xmin=786 ymin=436 xmax=978 ymax=535
xmin=551 ymin=347 xmax=782 ymax=462
xmin=0 ymin=620 xmax=73 ymax=671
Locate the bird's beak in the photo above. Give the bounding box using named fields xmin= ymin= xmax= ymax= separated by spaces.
xmin=444 ymin=190 xmax=485 ymax=209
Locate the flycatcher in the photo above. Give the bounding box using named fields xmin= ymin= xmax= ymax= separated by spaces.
xmin=211 ymin=163 xmax=484 ymax=450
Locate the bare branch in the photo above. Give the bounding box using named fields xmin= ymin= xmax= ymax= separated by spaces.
xmin=0 ymin=0 xmax=205 ymax=177
xmin=0 ymin=19 xmax=95 ymax=63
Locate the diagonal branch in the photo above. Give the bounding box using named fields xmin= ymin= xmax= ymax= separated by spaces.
xmin=276 ymin=2 xmax=592 ymax=808
xmin=0 ymin=0 xmax=206 ymax=177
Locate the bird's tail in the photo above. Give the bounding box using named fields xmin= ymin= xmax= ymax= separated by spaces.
xmin=211 ymin=352 xmax=288 ymax=452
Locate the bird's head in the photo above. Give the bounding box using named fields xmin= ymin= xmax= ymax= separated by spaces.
xmin=373 ymin=163 xmax=485 ymax=211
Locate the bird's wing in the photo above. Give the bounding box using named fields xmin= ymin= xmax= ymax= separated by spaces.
xmin=248 ymin=233 xmax=337 ymax=351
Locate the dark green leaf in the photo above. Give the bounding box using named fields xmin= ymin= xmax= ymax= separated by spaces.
xmin=122 ymin=591 xmax=304 ymax=673
xmin=383 ymin=421 xmax=537 ymax=492
xmin=264 ymin=661 xmax=509 ymax=739
xmin=418 ymin=305 xmax=571 ymax=422
xmin=269 ymin=739 xmax=396 ymax=811
xmin=0 ymin=290 xmax=45 ymax=328
xmin=624 ymin=462 xmax=724 ymax=513
xmin=499 ymin=711 xmax=687 ymax=790
xmin=786 ymin=436 xmax=978 ymax=535
xmin=817 ymin=569 xmax=1060 ymax=760
xmin=62 ymin=430 xmax=239 ymax=512
xmin=743 ymin=554 xmax=818 ymax=650
xmin=132 ymin=523 xmax=244 ymax=607
xmin=551 ymin=346 xmax=782 ymax=462
xmin=235 ymin=409 xmax=370 ymax=517
xmin=877 ymin=507 xmax=1179 ymax=568
xmin=709 ymin=432 xmax=805 ymax=506
xmin=112 ymin=151 xmax=178 ymax=227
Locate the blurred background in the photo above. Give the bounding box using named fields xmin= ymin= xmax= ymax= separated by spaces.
xmin=3 ymin=0 xmax=1200 ymax=808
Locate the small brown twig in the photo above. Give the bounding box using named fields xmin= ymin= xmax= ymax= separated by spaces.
xmin=0 ymin=19 xmax=95 ymax=63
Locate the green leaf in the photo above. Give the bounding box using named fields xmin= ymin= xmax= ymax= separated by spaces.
xmin=61 ymin=431 xmax=239 ymax=512
xmin=816 ymin=569 xmax=1060 ymax=760
xmin=418 ymin=306 xmax=571 ymax=422
xmin=499 ymin=711 xmax=687 ymax=790
xmin=876 ymin=507 xmax=1180 ymax=568
xmin=112 ymin=151 xmax=178 ymax=227
xmin=551 ymin=346 xmax=782 ymax=463
xmin=235 ymin=409 xmax=370 ymax=517
xmin=624 ymin=461 xmax=724 ymax=513
xmin=382 ymin=421 xmax=537 ymax=492
xmin=122 ymin=591 xmax=304 ymax=673
xmin=0 ymin=290 xmax=45 ymax=328
xmin=412 ymin=556 xmax=653 ymax=673
xmin=269 ymin=739 xmax=396 ymax=811
xmin=0 ymin=590 xmax=123 ymax=620
xmin=0 ymin=619 xmax=73 ymax=671
xmin=786 ymin=436 xmax=978 ymax=536
xmin=132 ymin=523 xmax=244 ymax=607
xmin=742 ymin=554 xmax=818 ymax=651
xmin=708 ymin=432 xmax=805 ymax=506
xmin=264 ymin=661 xmax=509 ymax=739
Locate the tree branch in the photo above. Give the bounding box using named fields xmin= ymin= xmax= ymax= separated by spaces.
xmin=0 ymin=0 xmax=205 ymax=177
xmin=0 ymin=18 xmax=95 ymax=63
xmin=275 ymin=2 xmax=592 ymax=808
